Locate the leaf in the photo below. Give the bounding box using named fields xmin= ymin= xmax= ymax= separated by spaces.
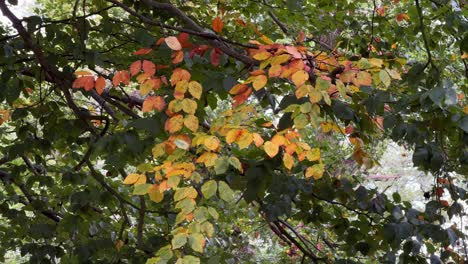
xmin=214 ymin=157 xmax=229 ymax=175
xmin=268 ymin=64 xmax=282 ymax=77
xmin=291 ymin=70 xmax=309 ymax=87
xmin=130 ymin=60 xmax=142 ymax=76
xmin=396 ymin=13 xmax=409 ymax=22
xmin=354 ymin=71 xmax=372 ymax=87
xmin=188 ymin=233 xmax=205 ymax=253
xmin=204 ymin=136 xmax=220 ymax=151
xmin=180 ymin=255 xmax=200 ymax=264
xmin=211 ymin=17 xmax=224 ymax=33
xmin=133 ymin=184 xmax=151 ymax=195
xmin=218 ymin=181 xmax=235 ymax=203
xmin=188 ymin=81 xmax=202 ymax=99
xmin=306 ymin=148 xmax=321 ymax=161
xmin=170 ymin=68 xmax=191 ymax=86
xmin=133 ymin=48 xmax=152 ymax=55
xmin=165 ymin=115 xmax=184 ymax=133
xmin=252 ymin=75 xmax=267 ymax=90
xmin=142 ymin=96 xmax=166 ymax=113
xmin=123 ymin=173 xmax=142 ymax=184
xmin=148 ymin=185 xmax=164 ymax=203
xmin=253 ymin=51 xmax=272 ymax=61
xmin=165 ymin=36 xmax=182 ymax=51
xmin=72 ymin=76 xmax=94 ymax=91
xmin=305 ymin=163 xmax=325 ymax=180
xmin=264 ymin=141 xmax=279 ymax=158
xmin=142 ymin=60 xmax=156 ymax=76
xmin=379 ymin=70 xmax=391 ymax=88
xmin=201 ymin=180 xmax=217 ymax=199
xmin=113 ymin=70 xmax=130 ymax=87
xmin=271 ymin=54 xmax=290 ymax=65
xmin=95 ymin=76 xmax=106 ymax=95
xmin=283 ymin=153 xmax=294 ymax=170
xmin=172 ymin=233 xmax=187 ymax=249
xmin=184 ymin=115 xmax=199 ymax=132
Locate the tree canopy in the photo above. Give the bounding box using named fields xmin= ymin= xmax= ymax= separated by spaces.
xmin=0 ymin=0 xmax=467 ymax=263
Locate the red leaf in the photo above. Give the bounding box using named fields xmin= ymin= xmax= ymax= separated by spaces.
xmin=142 ymin=96 xmax=166 ymax=112
xmin=212 ymin=17 xmax=224 ymax=33
xmin=210 ymin=48 xmax=220 ymax=66
xmin=73 ymin=76 xmax=95 ymax=91
xmin=189 ymin=45 xmax=210 ymax=58
xmin=142 ymin=60 xmax=156 ymax=76
xmin=171 ymin=50 xmax=184 ymax=64
xmin=177 ymin=33 xmax=192 ymax=48
xmin=133 ymin=48 xmax=152 ymax=56
xmin=112 ymin=71 xmax=130 ymax=87
xmin=130 ymin=61 xmax=142 ymax=76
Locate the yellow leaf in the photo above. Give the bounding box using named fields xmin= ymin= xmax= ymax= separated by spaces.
xmin=184 ymin=115 xmax=199 ymax=132
xmin=271 ymin=54 xmax=291 ymax=65
xmin=253 ymin=51 xmax=272 ymax=61
xmin=309 ymin=89 xmax=322 ymax=104
xmin=174 ymin=80 xmax=188 ymax=99
xmin=149 ymin=184 xmax=164 ymax=203
xmin=123 ymin=173 xmax=143 ymax=185
xmin=204 ymin=136 xmax=220 ymax=151
xmin=264 ymin=141 xmax=279 ymax=158
xmin=283 ymin=153 xmax=294 ymax=170
xmin=181 ymin=98 xmax=197 ymax=114
xmin=74 ymin=70 xmax=93 ymax=76
xmin=252 ymin=75 xmax=267 ymax=91
xmin=295 ymin=84 xmax=312 ymax=99
xmin=188 ymin=81 xmax=203 ymax=99
xmin=196 ymin=152 xmax=218 ymax=167
xmin=306 ymin=148 xmax=321 ymax=161
xmin=291 ymin=70 xmax=309 ymax=87
xmin=305 ymin=164 xmax=325 ymax=180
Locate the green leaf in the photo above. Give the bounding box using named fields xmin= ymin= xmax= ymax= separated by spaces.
xmin=379 ymin=70 xmax=391 ymax=88
xmin=218 ymin=181 xmax=235 ymax=203
xmin=214 ymin=156 xmax=229 ymax=175
xmin=133 ymin=184 xmax=152 ymax=195
xmin=188 ymin=233 xmax=205 ymax=253
xmin=201 ymin=180 xmax=217 ymax=199
xmin=171 ymin=233 xmax=187 ymax=249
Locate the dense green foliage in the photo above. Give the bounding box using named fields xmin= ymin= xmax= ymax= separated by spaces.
xmin=0 ymin=0 xmax=467 ymax=263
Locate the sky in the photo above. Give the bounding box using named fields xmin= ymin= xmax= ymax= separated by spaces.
xmin=0 ymin=0 xmax=36 ymax=25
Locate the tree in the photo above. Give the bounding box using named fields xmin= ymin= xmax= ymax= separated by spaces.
xmin=0 ymin=0 xmax=466 ymax=263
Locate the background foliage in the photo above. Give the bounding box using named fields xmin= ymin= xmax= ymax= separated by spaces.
xmin=0 ymin=0 xmax=467 ymax=263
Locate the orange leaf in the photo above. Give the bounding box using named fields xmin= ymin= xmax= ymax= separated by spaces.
xmin=297 ymin=31 xmax=305 ymax=43
xmin=354 ymin=71 xmax=372 ymax=87
xmin=72 ymin=76 xmax=95 ymax=91
xmin=252 ymin=75 xmax=267 ymax=91
xmin=165 ymin=36 xmax=182 ymax=51
xmin=165 ymin=114 xmax=184 ymax=133
xmin=172 ymin=50 xmax=184 ymax=64
xmin=142 ymin=60 xmax=156 ymax=76
xmin=229 ymin=84 xmax=249 ymax=95
xmin=142 ymin=96 xmax=166 ymax=113
xmin=268 ymin=64 xmax=282 ymax=77
xmin=212 ymin=17 xmax=224 ymax=33
xmin=232 ymin=87 xmax=252 ymax=107
xmin=264 ymin=141 xmax=279 ymax=158
xmin=252 ymin=133 xmax=264 ymax=147
xmin=112 ymin=71 xmax=130 ymax=87
xmin=95 ymin=76 xmax=106 ymax=95
xmin=130 ymin=60 xmax=142 ymax=76
xmin=291 ymin=70 xmax=309 ymax=87
xmin=170 ymin=68 xmax=191 ymax=86
xmin=133 ymin=48 xmax=152 ymax=55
